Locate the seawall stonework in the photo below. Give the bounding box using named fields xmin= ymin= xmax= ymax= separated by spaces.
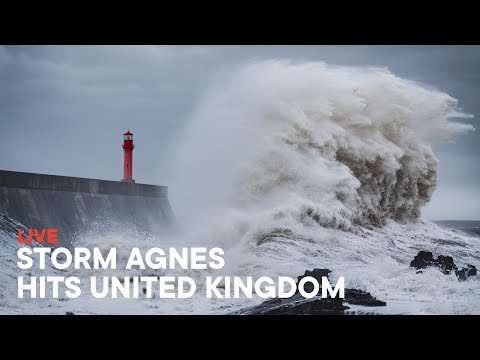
xmin=0 ymin=170 xmax=174 ymax=247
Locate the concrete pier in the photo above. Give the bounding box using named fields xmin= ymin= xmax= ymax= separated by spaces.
xmin=0 ymin=170 xmax=174 ymax=247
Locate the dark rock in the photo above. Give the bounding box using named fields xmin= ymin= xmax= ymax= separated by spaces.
xmin=297 ymin=268 xmax=331 ymax=293
xmin=235 ymin=268 xmax=386 ymax=315
xmin=467 ymin=265 xmax=477 ymax=276
xmin=297 ymin=268 xmax=331 ymax=283
xmin=237 ymin=292 xmax=348 ymax=315
xmin=66 ymin=312 xmax=75 ymax=315
xmin=455 ymin=265 xmax=478 ymax=281
xmin=410 ymin=251 xmax=456 ymax=274
xmin=345 ymin=289 xmax=386 ymax=307
xmin=410 ymin=251 xmax=434 ymax=270
xmin=410 ymin=251 xmax=477 ymax=280
xmin=436 ymin=255 xmax=457 ymax=275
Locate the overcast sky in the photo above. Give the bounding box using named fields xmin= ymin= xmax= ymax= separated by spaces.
xmin=0 ymin=45 xmax=478 ymax=220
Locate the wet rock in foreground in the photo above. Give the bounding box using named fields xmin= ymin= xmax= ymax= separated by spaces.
xmin=344 ymin=289 xmax=386 ymax=307
xmin=236 ymin=268 xmax=386 ymax=315
xmin=456 ymin=265 xmax=477 ymax=281
xmin=410 ymin=251 xmax=477 ymax=281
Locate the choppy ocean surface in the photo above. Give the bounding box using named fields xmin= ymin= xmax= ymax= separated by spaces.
xmin=435 ymin=221 xmax=480 ymax=238
xmin=1 ymin=214 xmax=479 ymax=315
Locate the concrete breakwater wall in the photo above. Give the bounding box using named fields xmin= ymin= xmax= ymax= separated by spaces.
xmin=0 ymin=170 xmax=175 ymax=247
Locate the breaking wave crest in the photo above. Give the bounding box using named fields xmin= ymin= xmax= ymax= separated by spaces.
xmin=169 ymin=60 xmax=473 ymax=233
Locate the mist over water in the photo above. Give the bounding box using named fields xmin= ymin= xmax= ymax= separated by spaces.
xmin=1 ymin=60 xmax=479 ymax=314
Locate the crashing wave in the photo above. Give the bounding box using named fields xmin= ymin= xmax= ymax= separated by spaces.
xmin=168 ymin=60 xmax=473 ymax=231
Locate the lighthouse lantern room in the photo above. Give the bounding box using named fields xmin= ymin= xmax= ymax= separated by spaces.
xmin=122 ymin=130 xmax=135 ymax=183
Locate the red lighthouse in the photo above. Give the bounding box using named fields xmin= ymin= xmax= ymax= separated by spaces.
xmin=122 ymin=130 xmax=135 ymax=183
